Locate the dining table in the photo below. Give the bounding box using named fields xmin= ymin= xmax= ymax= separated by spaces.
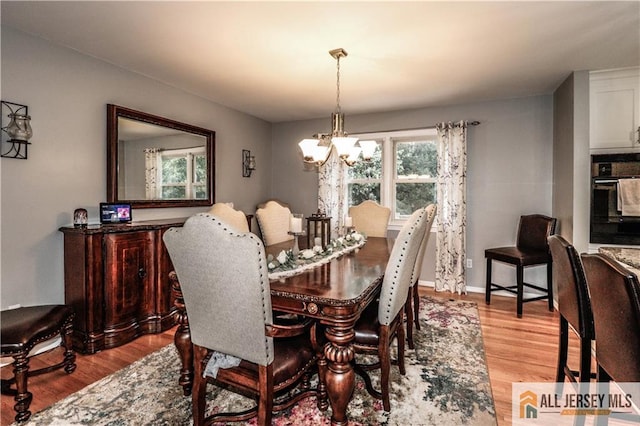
xmin=170 ymin=235 xmax=394 ymax=426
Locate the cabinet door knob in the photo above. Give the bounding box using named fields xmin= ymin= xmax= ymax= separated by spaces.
xmin=138 ymin=268 xmax=147 ymax=279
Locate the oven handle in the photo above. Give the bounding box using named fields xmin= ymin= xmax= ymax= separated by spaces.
xmin=593 ymin=179 xmax=619 ymax=184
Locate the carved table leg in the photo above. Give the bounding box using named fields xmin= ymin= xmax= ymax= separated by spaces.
xmin=323 ymin=321 xmax=356 ymax=426
xmin=170 ymin=271 xmax=193 ymax=396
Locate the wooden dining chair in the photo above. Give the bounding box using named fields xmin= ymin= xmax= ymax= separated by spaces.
xmin=163 ymin=213 xmax=317 ymax=425
xmin=353 ymin=205 xmax=430 ymax=412
xmin=547 ymin=235 xmax=595 ymax=390
xmin=405 ymin=203 xmax=437 ymax=350
xmin=208 ymin=202 xmax=250 ymax=232
xmin=255 ymin=199 xmax=295 ymax=246
xmin=485 ymin=214 xmax=557 ymax=317
xmin=349 ymin=200 xmax=391 ymax=237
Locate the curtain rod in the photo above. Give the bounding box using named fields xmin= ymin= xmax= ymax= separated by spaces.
xmin=356 ymin=120 xmax=480 ymax=134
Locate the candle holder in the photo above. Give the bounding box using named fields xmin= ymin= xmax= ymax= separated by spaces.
xmin=288 ymin=231 xmax=304 ymax=256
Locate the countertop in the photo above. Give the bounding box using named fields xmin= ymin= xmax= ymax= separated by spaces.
xmin=598 ymin=246 xmax=640 ymax=274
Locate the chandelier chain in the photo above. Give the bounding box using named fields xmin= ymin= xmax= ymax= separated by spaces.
xmin=335 ymin=55 xmax=341 ymax=114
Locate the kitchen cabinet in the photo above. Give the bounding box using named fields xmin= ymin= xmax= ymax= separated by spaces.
xmin=59 ymin=218 xmax=184 ymax=353
xmin=590 ymin=67 xmax=640 ymax=151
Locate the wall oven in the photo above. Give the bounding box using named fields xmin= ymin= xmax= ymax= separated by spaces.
xmin=591 ymin=153 xmax=640 ymax=245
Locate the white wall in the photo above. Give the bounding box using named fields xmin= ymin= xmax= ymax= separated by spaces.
xmin=272 ymin=96 xmax=554 ymax=291
xmin=0 ymin=27 xmax=272 ymax=308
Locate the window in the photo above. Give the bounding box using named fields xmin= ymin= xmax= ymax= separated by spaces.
xmin=159 ymin=147 xmax=207 ymax=199
xmin=347 ymin=129 xmax=437 ymax=225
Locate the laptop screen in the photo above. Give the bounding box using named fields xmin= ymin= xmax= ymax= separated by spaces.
xmin=100 ymin=203 xmax=132 ymax=224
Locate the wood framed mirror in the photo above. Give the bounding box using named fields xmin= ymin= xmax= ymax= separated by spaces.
xmin=107 ymin=104 xmax=215 ymax=209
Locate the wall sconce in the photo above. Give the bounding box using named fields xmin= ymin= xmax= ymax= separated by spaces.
xmin=242 ymin=149 xmax=256 ymax=177
xmin=1 ymin=101 xmax=33 ymax=159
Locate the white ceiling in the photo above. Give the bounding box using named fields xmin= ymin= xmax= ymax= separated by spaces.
xmin=2 ymin=1 xmax=639 ymax=123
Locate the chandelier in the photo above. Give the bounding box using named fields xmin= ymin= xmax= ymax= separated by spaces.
xmin=298 ymin=48 xmax=377 ymax=167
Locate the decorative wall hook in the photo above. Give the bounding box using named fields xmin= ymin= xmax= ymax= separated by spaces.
xmin=242 ymin=149 xmax=256 ymax=177
xmin=1 ymin=101 xmax=33 ymax=159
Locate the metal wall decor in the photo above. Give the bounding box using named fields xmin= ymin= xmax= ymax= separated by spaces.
xmin=1 ymin=101 xmax=33 ymax=159
xmin=242 ymin=149 xmax=256 ymax=177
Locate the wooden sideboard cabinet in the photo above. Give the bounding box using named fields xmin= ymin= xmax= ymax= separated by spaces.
xmin=59 ymin=218 xmax=185 ymax=354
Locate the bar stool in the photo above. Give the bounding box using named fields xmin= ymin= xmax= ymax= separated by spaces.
xmin=1 ymin=305 xmax=76 ymax=422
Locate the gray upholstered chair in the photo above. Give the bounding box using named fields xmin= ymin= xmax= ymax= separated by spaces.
xmin=349 ymin=200 xmax=391 ymax=238
xmin=208 ymin=202 xmax=249 ymax=233
xmin=353 ymin=205 xmax=430 ymax=412
xmin=255 ymin=199 xmax=294 ymax=246
xmin=405 ymin=204 xmax=436 ymax=350
xmin=163 ymin=213 xmax=317 ymax=425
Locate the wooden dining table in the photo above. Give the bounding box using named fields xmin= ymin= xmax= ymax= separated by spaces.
xmin=170 ymin=236 xmax=393 ymax=426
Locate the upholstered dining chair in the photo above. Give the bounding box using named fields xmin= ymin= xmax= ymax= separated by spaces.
xmin=255 ymin=199 xmax=295 ymax=246
xmin=547 ymin=235 xmax=595 ymax=389
xmin=208 ymin=202 xmax=250 ymax=233
xmin=405 ymin=204 xmax=437 ymax=350
xmin=163 ymin=213 xmax=317 ymax=426
xmin=349 ymin=200 xmax=391 ymax=238
xmin=485 ymin=214 xmax=557 ymax=317
xmin=353 ymin=205 xmax=430 ymax=412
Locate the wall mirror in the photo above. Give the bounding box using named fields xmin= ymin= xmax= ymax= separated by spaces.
xmin=107 ymin=104 xmax=215 ymax=208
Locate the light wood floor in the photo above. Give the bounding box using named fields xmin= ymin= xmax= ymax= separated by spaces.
xmin=1 ymin=290 xmax=570 ymax=426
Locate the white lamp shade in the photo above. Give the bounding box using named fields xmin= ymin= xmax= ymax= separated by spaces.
xmin=331 ymin=136 xmax=358 ymax=158
xmin=299 ymin=138 xmax=319 ymax=161
xmin=344 ymin=146 xmax=362 ymax=166
xmin=359 ymin=140 xmax=377 ymax=160
xmin=312 ymin=145 xmax=330 ymax=163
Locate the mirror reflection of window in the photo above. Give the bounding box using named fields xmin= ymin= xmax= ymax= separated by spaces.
xmin=157 ymin=147 xmax=207 ymax=200
xmin=118 ymin=119 xmax=207 ymax=201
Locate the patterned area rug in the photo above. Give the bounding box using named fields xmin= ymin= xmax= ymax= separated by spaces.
xmin=19 ymin=296 xmax=496 ymax=425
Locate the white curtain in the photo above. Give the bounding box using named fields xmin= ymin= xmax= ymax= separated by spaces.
xmin=144 ymin=148 xmax=160 ymax=199
xmin=318 ymin=150 xmax=347 ymax=239
xmin=435 ymin=121 xmax=467 ymax=294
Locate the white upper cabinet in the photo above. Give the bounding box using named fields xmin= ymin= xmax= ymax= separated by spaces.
xmin=590 ymin=67 xmax=640 ymax=152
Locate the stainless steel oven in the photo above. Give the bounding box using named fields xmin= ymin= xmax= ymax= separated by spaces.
xmin=591 ymin=153 xmax=640 ymax=245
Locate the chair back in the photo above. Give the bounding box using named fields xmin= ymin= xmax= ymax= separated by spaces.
xmin=255 ymin=200 xmax=294 ymax=246
xmin=581 ymin=253 xmax=640 ymax=382
xmin=548 ymin=235 xmax=594 ymax=339
xmin=378 ymin=206 xmax=430 ymax=326
xmin=208 ymin=202 xmax=249 ymax=233
xmin=349 ymin=200 xmax=391 ymax=237
xmin=163 ymin=213 xmax=274 ymax=366
xmin=410 ymin=204 xmax=437 ymax=284
xmin=516 ymin=214 xmax=557 ymax=252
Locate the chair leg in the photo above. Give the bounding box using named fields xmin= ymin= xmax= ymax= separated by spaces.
xmin=556 ymin=316 xmax=569 ymax=385
xmin=257 ymin=364 xmax=274 ymax=426
xmin=413 ymin=282 xmax=420 ymax=330
xmin=379 ymin=327 xmax=391 ymax=412
xmin=547 ymin=261 xmax=555 ymax=312
xmin=578 ymin=336 xmax=592 ymax=383
xmin=397 ymin=315 xmax=406 ymax=376
xmin=485 ymin=258 xmax=493 ymax=305
xmin=192 ymin=347 xmax=208 ymax=426
xmin=516 ymin=265 xmax=524 ymax=318
xmin=405 ymin=288 xmax=414 ymax=350
xmin=62 ymin=321 xmax=77 ymax=374
xmin=11 ymin=353 xmax=32 ymax=423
